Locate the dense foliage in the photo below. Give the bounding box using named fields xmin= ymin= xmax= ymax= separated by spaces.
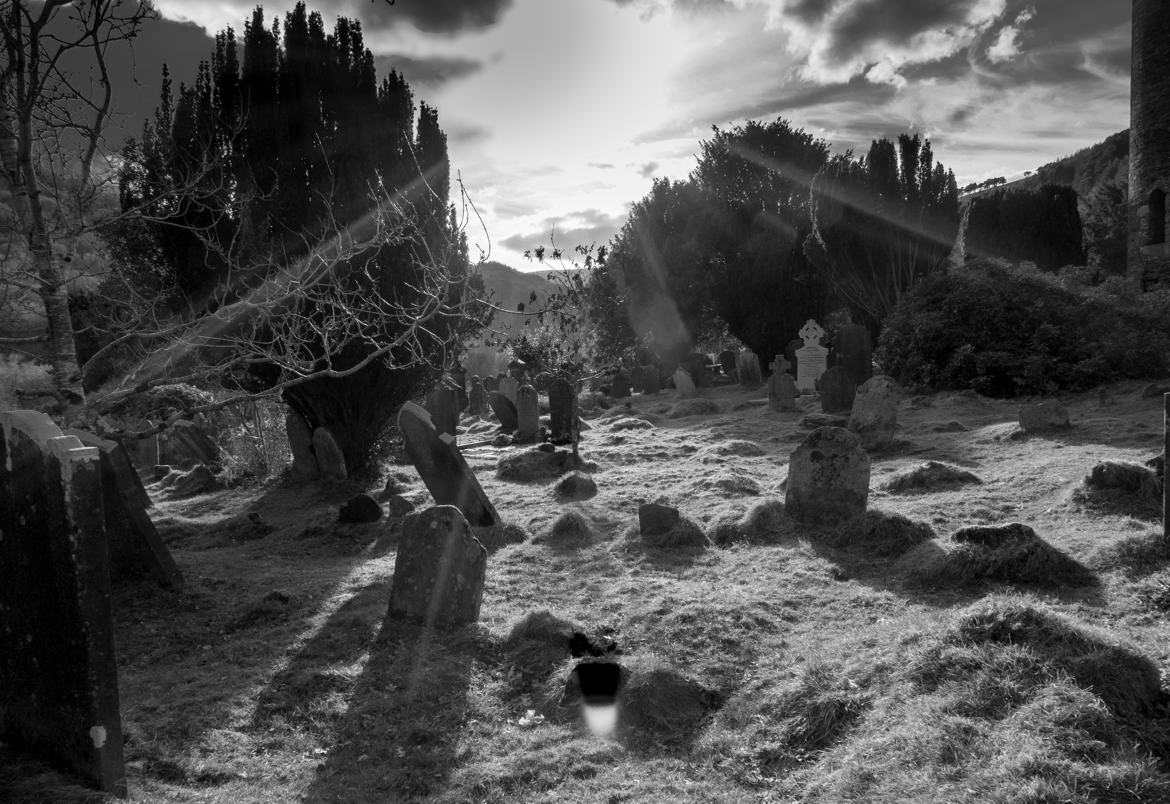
xmin=877 ymin=259 xmax=1170 ymax=397
xmin=1081 ymin=178 xmax=1129 ymax=277
xmin=964 ymin=184 xmax=1085 ymax=272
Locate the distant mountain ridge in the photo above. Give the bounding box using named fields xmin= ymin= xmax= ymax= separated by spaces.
xmin=1016 ymin=129 xmax=1129 ymax=198
xmin=473 ymin=260 xmax=559 ymax=335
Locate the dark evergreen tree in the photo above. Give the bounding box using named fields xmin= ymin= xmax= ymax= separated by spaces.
xmin=964 ymin=184 xmax=1084 ymax=271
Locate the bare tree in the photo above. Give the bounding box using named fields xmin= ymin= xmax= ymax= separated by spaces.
xmin=0 ymin=0 xmax=155 ymax=421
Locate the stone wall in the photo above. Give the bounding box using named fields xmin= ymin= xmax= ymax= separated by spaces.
xmin=1129 ymin=0 xmax=1170 ymax=288
xmin=0 ymin=410 xmax=126 ymax=797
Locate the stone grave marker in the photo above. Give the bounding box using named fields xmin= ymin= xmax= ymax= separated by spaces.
xmin=426 ymin=385 xmax=459 ymax=438
xmin=548 ymin=377 xmax=578 ymax=444
xmin=848 ymin=375 xmax=900 ymax=449
xmin=610 ymin=368 xmax=632 ymax=399
xmin=718 ymin=349 xmax=738 ymax=379
xmin=468 ymin=376 xmax=487 ymax=417
xmin=629 ymin=365 xmax=644 ymax=394
xmin=769 ymin=370 xmax=798 ymax=412
xmin=488 ymin=391 xmax=519 ymax=431
xmin=167 ymin=419 xmax=221 ymax=469
xmin=388 ymin=505 xmax=486 ymax=627
xmin=398 ymin=402 xmax=500 ymax=527
xmin=641 ymin=366 xmax=660 ymax=395
xmin=836 ymin=324 xmax=873 ymax=386
xmin=285 ymin=409 xmax=319 ymax=482
xmin=785 ymin=426 xmax=871 ymax=526
xmin=688 ymin=353 xmax=712 ymax=388
xmin=312 ymin=426 xmax=348 ymax=482
xmin=736 ymin=350 xmax=763 ymax=386
xmin=483 ymin=375 xmax=499 ymax=393
xmin=1 ymin=410 xmax=126 ymax=797
xmin=499 ymin=376 xmax=520 ymax=405
xmin=516 ymin=384 xmax=540 ymax=443
xmin=819 ymin=366 xmax=857 ymax=414
xmin=795 ymin=319 xmax=829 ymax=393
xmin=785 ymin=338 xmax=802 ymax=377
xmin=66 ymin=429 xmax=184 ymax=589
xmin=673 ymin=367 xmax=697 ymax=398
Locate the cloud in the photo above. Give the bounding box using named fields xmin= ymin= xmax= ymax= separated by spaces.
xmin=374 ymin=54 xmax=484 ymax=87
xmin=498 ymin=208 xmax=629 ymax=253
xmin=638 ymin=161 xmax=660 ymax=177
xmin=986 ymin=9 xmax=1035 ymax=63
xmin=357 ymin=0 xmax=515 ymax=35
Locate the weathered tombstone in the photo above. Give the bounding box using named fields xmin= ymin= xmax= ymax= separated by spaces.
xmin=548 ymin=377 xmax=578 ymax=444
xmin=769 ymin=371 xmax=798 ymax=412
xmin=468 ymin=376 xmax=487 ymax=418
xmin=397 ymin=402 xmax=500 ymax=527
xmin=819 ymin=366 xmax=857 ymax=414
xmin=836 ymin=324 xmax=873 ymax=386
xmin=688 ymin=353 xmax=712 ymax=388
xmin=848 ymin=375 xmax=901 ymax=449
xmin=610 ymin=369 xmax=632 ymax=399
xmin=629 ymin=365 xmax=644 ymax=394
xmin=65 ymin=429 xmax=183 ymax=589
xmin=426 ymin=385 xmax=459 ymax=438
xmin=772 ymin=354 xmax=792 ymax=376
xmin=673 ymin=367 xmax=697 ymax=398
xmin=0 ymin=410 xmax=127 ymax=797
xmin=785 ymin=338 xmax=803 ymax=377
xmin=387 ymin=505 xmax=486 ymax=627
xmin=488 ymin=390 xmax=519 ymax=432
xmin=499 ymin=376 xmax=520 ymax=405
xmin=785 ymin=426 xmax=871 ymax=527
xmin=312 ymin=426 xmax=348 ymax=482
xmin=516 ymin=384 xmax=540 ymax=443
xmin=736 ymin=350 xmax=763 ymax=386
xmin=718 ymin=349 xmax=738 ymax=379
xmin=285 ymin=409 xmax=319 ymax=482
xmin=483 ymin=374 xmax=499 ymax=393
xmin=795 ymin=319 xmax=829 ymax=393
xmin=640 ymin=365 xmax=660 ymax=395
xmin=449 ymin=368 xmax=468 ymax=412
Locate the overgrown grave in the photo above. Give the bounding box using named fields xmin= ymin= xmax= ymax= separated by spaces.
xmin=0 ymin=410 xmax=127 ymax=797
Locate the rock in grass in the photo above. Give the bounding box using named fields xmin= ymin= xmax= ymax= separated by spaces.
xmin=385 ymin=494 xmax=415 ymax=518
xmin=882 ymin=461 xmax=983 ymax=494
xmin=1084 ymin=460 xmax=1162 ymax=501
xmin=832 ymin=510 xmax=935 ymax=557
xmin=338 ymin=493 xmax=383 ymax=523
xmin=1019 ymin=400 xmax=1070 ymax=433
xmin=639 ymin=503 xmax=680 ymax=536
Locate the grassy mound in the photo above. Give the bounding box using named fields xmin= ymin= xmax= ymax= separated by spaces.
xmin=496 ymin=447 xmax=594 ymax=482
xmin=536 ymin=510 xmax=597 ymax=549
xmin=904 ymin=522 xmax=1097 ymax=588
xmin=831 ymin=510 xmax=936 ymax=557
xmin=708 ymin=500 xmax=798 ymax=546
xmin=471 ymin=522 xmax=528 ymax=552
xmin=1092 ymin=530 xmax=1170 ymax=577
xmin=617 ymin=660 xmax=721 ymax=750
xmin=696 ymin=440 xmax=768 ymax=460
xmin=666 ymin=399 xmax=720 ymax=418
xmin=882 ymin=461 xmax=983 ymax=494
xmin=1072 ymin=460 xmax=1164 ymax=520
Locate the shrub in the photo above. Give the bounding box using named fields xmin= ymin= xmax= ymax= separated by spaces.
xmin=877 ymin=259 xmax=1170 ymax=396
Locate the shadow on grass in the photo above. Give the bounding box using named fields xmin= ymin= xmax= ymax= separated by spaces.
xmin=302 ymin=618 xmax=491 ymax=803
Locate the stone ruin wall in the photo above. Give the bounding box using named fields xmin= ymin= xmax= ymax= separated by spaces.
xmin=1129 ymin=0 xmax=1170 ymax=288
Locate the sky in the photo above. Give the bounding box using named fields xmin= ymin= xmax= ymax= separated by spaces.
xmin=106 ymin=0 xmax=1131 ymax=270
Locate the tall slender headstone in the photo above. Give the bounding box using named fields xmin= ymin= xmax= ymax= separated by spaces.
xmin=516 ymin=384 xmax=539 ymax=443
xmin=1165 ymin=393 xmax=1169 ymax=542
xmin=548 ymin=377 xmax=577 ymax=444
xmin=673 ymin=367 xmax=697 ymax=398
xmin=285 ymin=409 xmax=319 ymax=482
xmin=488 ymin=391 xmax=518 ymax=431
xmin=468 ymin=375 xmax=487 ymax=418
xmin=426 ymin=385 xmax=459 ymax=438
xmin=736 ymin=350 xmax=763 ymax=386
xmin=641 ymin=366 xmax=660 ymax=395
xmin=610 ymin=369 xmax=632 ymax=399
xmin=795 ymin=319 xmax=829 ymax=393
xmin=835 ymin=324 xmax=872 ymax=386
xmin=312 ymin=426 xmax=347 ymax=482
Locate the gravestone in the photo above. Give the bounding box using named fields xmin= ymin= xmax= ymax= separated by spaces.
xmin=718 ymin=349 xmax=738 ymax=379
xmin=499 ymin=376 xmax=520 ymax=405
xmin=0 ymin=410 xmax=127 ymax=797
xmin=688 ymin=353 xmax=712 ymax=388
xmin=468 ymin=376 xmax=487 ymax=418
xmin=673 ymin=367 xmax=697 ymax=398
xmin=516 ymin=384 xmax=540 ymax=443
xmin=312 ymin=426 xmax=348 ymax=482
xmin=285 ymin=410 xmax=319 ymax=482
xmin=548 ymin=378 xmax=578 ymax=444
xmin=398 ymin=402 xmax=500 ymax=527
xmin=640 ymin=366 xmax=660 ymax=395
xmin=785 ymin=426 xmax=871 ymax=527
xmin=387 ymin=505 xmax=486 ymax=627
xmin=167 ymin=419 xmax=221 ymax=469
xmin=795 ymin=319 xmax=829 ymax=393
xmin=836 ymin=324 xmax=873 ymax=386
xmin=768 ymin=371 xmax=798 ymax=412
xmin=736 ymin=350 xmax=763 ymax=386
xmin=818 ymin=366 xmax=857 ymax=414
xmin=488 ymin=390 xmax=519 ymax=432
xmin=426 ymin=385 xmax=459 ymax=438
xmin=848 ymin=375 xmax=900 ymax=449
xmin=785 ymin=338 xmax=803 ymax=378
xmin=610 ymin=369 xmax=632 ymax=399
xmin=65 ymin=429 xmax=183 ymax=589
xmin=629 ymin=365 xmax=644 ymax=394
xmin=483 ymin=375 xmax=499 ymax=393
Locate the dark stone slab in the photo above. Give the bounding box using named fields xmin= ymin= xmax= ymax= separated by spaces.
xmin=398 ymin=402 xmax=500 ymax=527
xmin=639 ymin=502 xmax=680 ymax=536
xmin=516 ymin=384 xmax=539 ymax=443
xmin=285 ymin=409 xmax=319 ymax=482
xmin=836 ymin=324 xmax=873 ymax=386
xmin=339 ymin=493 xmax=383 ymax=524
xmin=819 ymin=366 xmax=857 ymax=414
xmin=548 ymin=378 xmax=577 ymax=444
xmin=426 ymin=386 xmax=460 ymax=438
xmin=785 ymin=426 xmax=870 ymax=527
xmin=488 ymin=390 xmax=518 ymax=432
xmin=312 ymin=427 xmax=348 ymax=482
xmin=610 ymin=370 xmax=631 ymax=399
xmin=718 ymin=349 xmax=737 ymax=378
xmin=387 ymin=505 xmax=487 ymax=627
xmin=1 ymin=411 xmax=126 ymax=797
xmin=641 ymin=365 xmax=660 ymax=395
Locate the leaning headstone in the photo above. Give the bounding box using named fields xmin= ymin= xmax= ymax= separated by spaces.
xmin=795 ymin=319 xmax=829 ymax=393
xmin=426 ymin=385 xmax=459 ymax=438
xmin=398 ymin=402 xmax=500 ymax=527
xmin=0 ymin=410 xmax=126 ymax=797
xmin=769 ymin=371 xmax=798 ymax=412
xmin=673 ymin=367 xmax=697 ymax=398
xmin=848 ymin=375 xmax=900 ymax=450
xmin=818 ymin=366 xmax=857 ymax=414
xmin=641 ymin=366 xmax=660 ymax=395
xmin=387 ymin=505 xmax=486 ymax=627
xmin=736 ymin=350 xmax=763 ymax=386
xmin=285 ymin=409 xmax=319 ymax=482
xmin=718 ymin=349 xmax=737 ymax=379
xmin=488 ymin=391 xmax=519 ymax=432
xmin=516 ymin=384 xmax=540 ymax=443
xmin=468 ymin=376 xmax=487 ymax=418
xmin=610 ymin=369 xmax=632 ymax=399
xmin=548 ymin=377 xmax=578 ymax=444
xmin=785 ymin=426 xmax=871 ymax=527
xmin=312 ymin=426 xmax=348 ymax=482
xmin=836 ymin=324 xmax=873 ymax=386
xmin=499 ymin=376 xmax=520 ymax=405
xmin=65 ymin=429 xmax=183 ymax=589
xmin=1019 ymin=400 xmax=1071 ymax=433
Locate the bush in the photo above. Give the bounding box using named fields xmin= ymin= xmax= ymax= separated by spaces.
xmin=877 ymin=259 xmax=1170 ymax=396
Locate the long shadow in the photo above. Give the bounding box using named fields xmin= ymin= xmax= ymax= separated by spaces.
xmin=302 ymin=617 xmax=489 ymax=803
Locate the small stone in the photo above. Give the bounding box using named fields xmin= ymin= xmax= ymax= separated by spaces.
xmin=1019 ymin=400 xmax=1070 ymax=433
xmin=638 ymin=503 xmax=680 ymax=536
xmin=386 ymin=494 xmax=415 ymax=518
xmin=339 ymin=493 xmax=383 ymax=524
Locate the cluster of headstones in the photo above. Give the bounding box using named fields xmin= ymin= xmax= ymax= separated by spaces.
xmin=426 ymin=368 xmax=581 ymax=447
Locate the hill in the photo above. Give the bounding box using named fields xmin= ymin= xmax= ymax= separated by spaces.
xmin=473 ymin=260 xmax=560 ymax=335
xmin=974 ymin=129 xmax=1129 ymax=200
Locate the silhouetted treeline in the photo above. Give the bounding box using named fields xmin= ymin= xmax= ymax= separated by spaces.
xmin=964 ymin=184 xmax=1085 ymax=272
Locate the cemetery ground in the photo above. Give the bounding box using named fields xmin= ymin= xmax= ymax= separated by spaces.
xmin=7 ymin=379 xmax=1170 ymax=802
